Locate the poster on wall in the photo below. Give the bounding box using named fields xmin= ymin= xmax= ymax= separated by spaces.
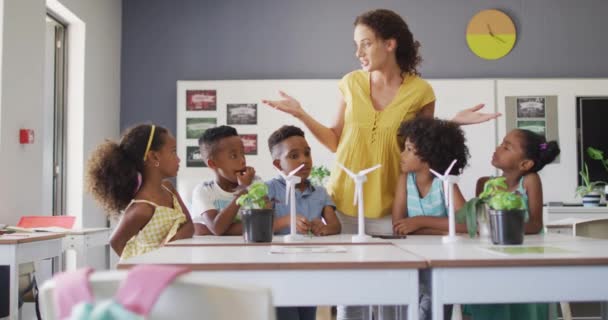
xmin=517 ymin=97 xmax=545 ymax=118
xmin=505 ymin=95 xmax=559 ymax=162
xmin=227 ymin=103 xmax=257 ymax=125
xmin=186 ymin=146 xmax=206 ymax=167
xmin=186 ymin=90 xmax=217 ymax=111
xmin=517 ymin=120 xmax=546 ymax=137
xmin=186 ymin=117 xmax=217 ymax=139
xmin=240 ymin=134 xmax=258 ymax=155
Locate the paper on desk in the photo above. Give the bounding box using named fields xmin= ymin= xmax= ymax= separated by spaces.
xmin=270 ymin=245 xmax=347 ymax=254
xmin=483 ymin=246 xmax=575 ymax=255
xmin=7 ymin=226 xmax=71 ymax=233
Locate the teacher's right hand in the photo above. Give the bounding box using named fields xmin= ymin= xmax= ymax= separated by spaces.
xmin=262 ymin=91 xmax=305 ymax=118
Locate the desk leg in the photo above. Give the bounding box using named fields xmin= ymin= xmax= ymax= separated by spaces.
xmin=0 ymin=245 xmax=19 ymax=320
xmin=431 ymin=269 xmax=444 ymax=320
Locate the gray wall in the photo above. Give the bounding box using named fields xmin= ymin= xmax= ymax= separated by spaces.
xmin=121 ymin=0 xmax=608 ymax=132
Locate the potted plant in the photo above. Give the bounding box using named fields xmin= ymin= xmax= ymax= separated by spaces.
xmin=587 ymin=147 xmax=608 ymax=204
xmin=575 ymin=163 xmax=605 ymax=207
xmin=236 ymin=182 xmax=274 ymax=242
xmin=309 ymin=165 xmax=331 ymax=187
xmin=457 ymin=177 xmax=527 ymax=245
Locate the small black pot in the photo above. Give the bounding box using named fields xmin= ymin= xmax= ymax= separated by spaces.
xmin=241 ymin=209 xmax=274 ymax=243
xmin=489 ymin=209 xmax=525 ymax=245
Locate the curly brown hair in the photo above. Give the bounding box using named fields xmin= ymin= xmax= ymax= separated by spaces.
xmin=354 ymin=9 xmax=422 ymax=76
xmin=398 ymin=117 xmax=469 ymax=175
xmin=86 ymin=124 xmax=168 ymax=215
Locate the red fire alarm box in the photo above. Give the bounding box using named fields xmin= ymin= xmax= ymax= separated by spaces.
xmin=19 ymin=129 xmax=34 ymax=144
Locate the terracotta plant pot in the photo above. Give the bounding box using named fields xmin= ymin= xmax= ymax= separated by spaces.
xmin=241 ymin=209 xmax=274 ymax=243
xmin=489 ymin=209 xmax=525 ymax=245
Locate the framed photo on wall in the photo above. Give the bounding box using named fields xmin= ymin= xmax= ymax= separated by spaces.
xmin=186 ymin=117 xmax=216 ymax=139
xmin=240 ymin=134 xmax=258 ymax=155
xmin=227 ymin=103 xmax=257 ymax=125
xmin=186 ymin=146 xmax=206 ymax=167
xmin=186 ymin=90 xmax=217 ymax=111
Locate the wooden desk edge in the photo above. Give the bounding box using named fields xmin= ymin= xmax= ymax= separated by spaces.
xmin=117 ymin=260 xmax=427 ymax=270
xmin=0 ymin=233 xmax=65 ymax=244
xmin=429 ymin=258 xmax=608 ymax=268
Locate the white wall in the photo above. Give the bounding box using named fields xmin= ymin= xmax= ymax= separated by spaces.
xmin=0 ymin=0 xmax=121 ymax=272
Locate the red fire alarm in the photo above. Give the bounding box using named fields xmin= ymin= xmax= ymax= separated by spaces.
xmin=19 ymin=129 xmax=35 ymax=144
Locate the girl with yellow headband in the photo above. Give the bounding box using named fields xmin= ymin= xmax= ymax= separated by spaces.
xmin=86 ymin=124 xmax=194 ymax=259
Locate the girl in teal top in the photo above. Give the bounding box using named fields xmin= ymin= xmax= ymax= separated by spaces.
xmin=392 ymin=117 xmax=470 ymax=235
xmin=465 ymin=129 xmax=561 ymax=320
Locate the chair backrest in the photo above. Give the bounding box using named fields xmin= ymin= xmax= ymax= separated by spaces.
xmin=177 ymin=176 xmax=204 ymax=213
xmin=39 ymin=270 xmax=276 ymax=320
xmin=574 ymin=218 xmax=608 ymax=239
xmin=17 ymin=216 xmax=75 ymax=229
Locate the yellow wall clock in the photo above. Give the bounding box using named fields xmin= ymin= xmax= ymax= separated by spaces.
xmin=466 ymin=9 xmax=516 ymax=60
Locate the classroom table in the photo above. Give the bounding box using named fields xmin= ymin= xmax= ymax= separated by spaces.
xmin=61 ymin=228 xmax=111 ymax=270
xmin=391 ymin=234 xmax=608 ymax=320
xmin=118 ymin=243 xmax=425 ymax=320
xmin=0 ymin=233 xmax=64 ymax=320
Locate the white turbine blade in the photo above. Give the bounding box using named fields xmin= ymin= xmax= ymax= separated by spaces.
xmin=338 ymin=163 xmax=356 ymax=178
xmin=273 ymin=165 xmax=287 ymax=178
xmin=429 ymin=168 xmax=444 ymax=179
xmin=443 ymin=181 xmax=449 ymax=207
xmin=443 ymin=159 xmax=457 ymax=176
xmin=358 ymin=164 xmax=381 ymax=176
xmin=288 ymin=163 xmax=306 ymax=177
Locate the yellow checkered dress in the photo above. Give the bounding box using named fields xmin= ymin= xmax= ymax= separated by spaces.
xmin=121 ymin=187 xmax=187 ymax=260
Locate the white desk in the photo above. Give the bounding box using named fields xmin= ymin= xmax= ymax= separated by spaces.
xmin=118 ymin=244 xmax=425 ymax=319
xmin=545 ymin=205 xmax=608 ymax=223
xmin=0 ymin=233 xmax=64 ymax=320
xmin=167 ymin=234 xmax=390 ymax=246
xmin=392 ymin=234 xmax=608 ymax=320
xmin=61 ymin=228 xmax=111 ymax=270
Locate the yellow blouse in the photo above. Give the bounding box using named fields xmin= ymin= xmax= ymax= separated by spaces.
xmin=121 ymin=187 xmax=187 ymax=260
xmin=326 ymin=70 xmax=435 ymax=219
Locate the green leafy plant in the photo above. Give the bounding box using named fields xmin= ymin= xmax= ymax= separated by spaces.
xmin=587 ymin=147 xmax=608 ymax=173
xmin=309 ymin=165 xmax=331 ymax=187
xmin=575 ymin=163 xmax=605 ymax=198
xmin=236 ymin=182 xmax=269 ymax=209
xmin=457 ymin=177 xmax=525 ymax=238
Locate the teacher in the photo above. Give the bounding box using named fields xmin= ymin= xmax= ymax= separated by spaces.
xmin=263 ymin=8 xmax=498 ymax=236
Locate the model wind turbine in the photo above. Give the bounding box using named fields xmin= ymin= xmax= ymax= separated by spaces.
xmin=429 ymin=159 xmax=461 ymax=243
xmin=274 ymin=163 xmax=306 ymax=242
xmin=338 ymin=163 xmax=382 ymax=243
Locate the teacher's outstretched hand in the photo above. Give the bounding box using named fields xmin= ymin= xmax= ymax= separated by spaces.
xmin=262 ymin=91 xmax=306 ymax=119
xmin=452 ymin=103 xmax=501 ymax=125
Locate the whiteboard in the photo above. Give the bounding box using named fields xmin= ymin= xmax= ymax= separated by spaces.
xmin=176 ymin=79 xmax=497 ymax=205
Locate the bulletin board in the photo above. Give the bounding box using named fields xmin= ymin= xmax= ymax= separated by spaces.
xmin=176 ymin=79 xmax=498 ymax=205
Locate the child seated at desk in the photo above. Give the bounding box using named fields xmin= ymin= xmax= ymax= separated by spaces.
xmin=86 ymin=124 xmax=194 ymax=259
xmin=266 ymin=125 xmax=341 ymax=320
xmin=266 ymin=125 xmax=341 ymax=236
xmin=191 ymin=125 xmax=259 ymax=236
xmin=464 ymin=129 xmax=560 ymax=320
xmin=391 ymin=117 xmax=469 ymax=235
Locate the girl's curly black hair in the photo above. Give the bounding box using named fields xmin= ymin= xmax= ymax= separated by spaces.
xmin=398 ymin=117 xmax=469 ymax=175
xmin=515 ymin=129 xmax=560 ymax=173
xmin=355 ymin=9 xmax=423 ymax=76
xmin=86 ymin=124 xmax=168 ymax=215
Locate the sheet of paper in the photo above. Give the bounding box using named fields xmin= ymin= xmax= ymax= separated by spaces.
xmin=270 ymin=245 xmax=347 ymax=254
xmin=483 ymin=246 xmax=574 ymax=255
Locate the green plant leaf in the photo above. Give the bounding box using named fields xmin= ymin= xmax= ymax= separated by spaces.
xmin=587 ymin=147 xmax=604 ymax=160
xmin=456 ymin=198 xmax=480 ymax=238
xmin=237 ymin=182 xmax=269 ymax=209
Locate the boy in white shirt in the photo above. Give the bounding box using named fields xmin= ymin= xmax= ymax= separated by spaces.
xmin=191 ymin=126 xmax=257 ymax=235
